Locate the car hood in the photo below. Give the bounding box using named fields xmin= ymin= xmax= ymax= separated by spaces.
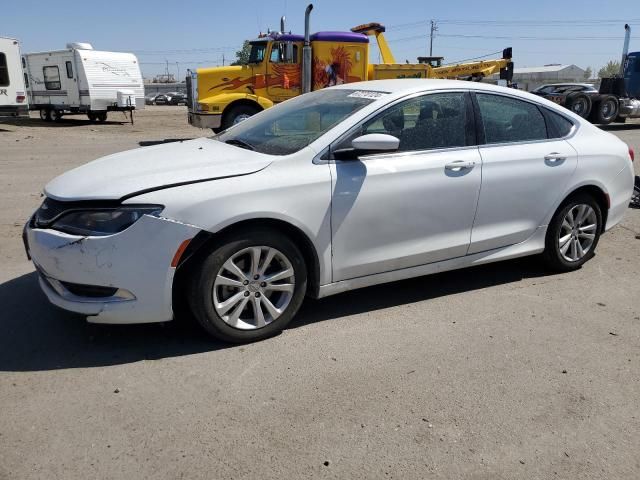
xmin=44 ymin=137 xmax=272 ymax=201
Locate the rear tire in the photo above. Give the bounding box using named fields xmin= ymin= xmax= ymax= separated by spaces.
xmin=97 ymin=111 xmax=107 ymax=122
xmin=87 ymin=111 xmax=97 ymax=122
xmin=187 ymin=229 xmax=307 ymax=343
xmin=39 ymin=109 xmax=51 ymax=122
xmin=221 ymin=104 xmax=260 ymax=131
xmin=542 ymin=193 xmax=602 ymax=272
xmin=565 ymin=94 xmax=592 ymax=119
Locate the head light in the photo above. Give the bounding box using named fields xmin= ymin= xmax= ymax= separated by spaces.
xmin=50 ymin=205 xmax=164 ymax=236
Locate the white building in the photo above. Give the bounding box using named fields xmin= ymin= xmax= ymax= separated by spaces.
xmin=491 ymin=64 xmax=588 ymax=91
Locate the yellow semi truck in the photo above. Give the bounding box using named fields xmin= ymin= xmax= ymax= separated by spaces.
xmin=187 ymin=5 xmax=514 ymax=132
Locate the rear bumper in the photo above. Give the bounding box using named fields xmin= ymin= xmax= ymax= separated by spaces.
xmin=605 ymin=164 xmax=636 ymax=231
xmin=188 ymin=112 xmax=221 ymax=129
xmin=0 ymin=105 xmax=29 ymax=117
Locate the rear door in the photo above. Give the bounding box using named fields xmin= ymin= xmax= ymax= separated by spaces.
xmin=468 ymin=92 xmax=578 ymax=254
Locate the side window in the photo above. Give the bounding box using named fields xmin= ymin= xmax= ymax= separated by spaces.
xmin=23 ymin=72 xmax=29 ymax=88
xmin=269 ymin=43 xmax=298 ymax=63
xmin=476 ymin=93 xmax=547 ymax=143
xmin=543 ymin=108 xmax=574 ymax=138
xmin=0 ymin=53 xmax=9 ymax=87
xmin=65 ymin=61 xmax=73 ymax=79
xmin=336 ymin=92 xmax=470 ymax=155
xmin=43 ymin=66 xmax=61 ymax=90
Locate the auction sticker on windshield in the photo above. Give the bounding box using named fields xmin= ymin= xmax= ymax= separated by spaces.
xmin=347 ymin=90 xmax=389 ymax=99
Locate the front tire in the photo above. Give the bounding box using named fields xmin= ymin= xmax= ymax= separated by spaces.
xmin=542 ymin=194 xmax=602 ymax=272
xmin=188 ymin=229 xmax=307 ymax=343
xmin=221 ymin=104 xmax=260 ymax=131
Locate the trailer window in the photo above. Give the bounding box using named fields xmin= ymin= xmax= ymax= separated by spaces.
xmin=65 ymin=61 xmax=73 ymax=79
xmin=43 ymin=66 xmax=61 ymax=90
xmin=24 ymin=73 xmax=29 ymax=88
xmin=0 ymin=53 xmax=9 ymax=87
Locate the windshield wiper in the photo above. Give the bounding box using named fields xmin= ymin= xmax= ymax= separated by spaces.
xmin=225 ymin=139 xmax=255 ymax=151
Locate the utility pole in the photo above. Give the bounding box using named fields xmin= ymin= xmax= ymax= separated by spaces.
xmin=176 ymin=62 xmax=180 ymax=83
xmin=429 ymin=20 xmax=438 ymax=56
xmin=222 ymin=53 xmax=225 ymax=66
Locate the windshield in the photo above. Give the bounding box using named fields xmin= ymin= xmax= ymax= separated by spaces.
xmin=215 ymin=89 xmax=379 ymax=155
xmin=248 ymin=42 xmax=267 ymax=63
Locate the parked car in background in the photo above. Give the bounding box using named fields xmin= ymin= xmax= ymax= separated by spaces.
xmin=530 ymin=82 xmax=624 ymax=124
xmin=152 ymin=93 xmax=170 ymax=105
xmin=24 ymin=79 xmax=635 ymax=343
xmin=145 ymin=93 xmax=159 ymax=105
xmin=168 ymin=92 xmax=188 ymax=105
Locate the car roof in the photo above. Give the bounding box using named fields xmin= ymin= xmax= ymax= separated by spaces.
xmin=330 ymin=78 xmax=548 ymax=103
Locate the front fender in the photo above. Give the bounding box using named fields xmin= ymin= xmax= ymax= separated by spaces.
xmin=199 ymin=93 xmax=274 ymax=114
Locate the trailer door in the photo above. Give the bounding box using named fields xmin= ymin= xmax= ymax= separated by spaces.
xmin=60 ymin=54 xmax=79 ymax=107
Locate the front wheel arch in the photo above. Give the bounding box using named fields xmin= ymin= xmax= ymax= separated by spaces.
xmin=172 ymin=218 xmax=322 ymax=321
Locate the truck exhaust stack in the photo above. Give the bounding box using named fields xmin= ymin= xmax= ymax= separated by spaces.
xmin=621 ymin=24 xmax=631 ymax=76
xmin=302 ymin=4 xmax=313 ymax=94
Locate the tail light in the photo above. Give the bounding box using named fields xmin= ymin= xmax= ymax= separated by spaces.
xmin=16 ymin=95 xmax=26 ymax=103
xmin=629 ymin=146 xmax=635 ymax=162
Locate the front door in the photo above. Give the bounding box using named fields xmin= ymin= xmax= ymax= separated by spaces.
xmin=330 ymin=91 xmax=482 ymax=281
xmin=266 ymin=41 xmax=301 ymax=102
xmin=468 ymin=92 xmax=578 ymax=254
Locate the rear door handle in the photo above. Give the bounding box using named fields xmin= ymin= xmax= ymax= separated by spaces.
xmin=445 ymin=160 xmax=476 ymax=171
xmin=544 ymin=152 xmax=567 ymax=162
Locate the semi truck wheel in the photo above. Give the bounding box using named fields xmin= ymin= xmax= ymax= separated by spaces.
xmin=593 ymin=96 xmax=619 ymax=125
xmin=87 ymin=112 xmax=97 ymax=122
xmin=39 ymin=109 xmax=51 ymax=122
xmin=565 ymin=94 xmax=591 ymax=118
xmin=221 ymin=104 xmax=260 ymax=131
xmin=97 ymin=112 xmax=108 ymax=122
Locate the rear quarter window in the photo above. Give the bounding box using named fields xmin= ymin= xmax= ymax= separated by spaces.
xmin=543 ymin=108 xmax=575 ymax=138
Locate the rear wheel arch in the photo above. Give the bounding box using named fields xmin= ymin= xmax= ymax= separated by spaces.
xmin=556 ymin=185 xmax=609 ymax=233
xmin=172 ymin=218 xmax=322 ymax=317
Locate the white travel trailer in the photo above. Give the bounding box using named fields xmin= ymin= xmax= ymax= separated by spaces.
xmin=0 ymin=36 xmax=28 ymax=117
xmin=23 ymin=43 xmax=144 ymax=122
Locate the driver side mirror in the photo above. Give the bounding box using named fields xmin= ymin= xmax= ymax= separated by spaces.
xmin=333 ymin=133 xmax=400 ymax=160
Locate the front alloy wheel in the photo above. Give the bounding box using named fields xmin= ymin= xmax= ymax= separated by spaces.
xmin=188 ymin=229 xmax=307 ymax=343
xmin=213 ymin=246 xmax=295 ymax=330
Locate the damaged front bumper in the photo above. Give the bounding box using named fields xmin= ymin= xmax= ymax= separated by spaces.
xmin=24 ymin=214 xmax=201 ymax=324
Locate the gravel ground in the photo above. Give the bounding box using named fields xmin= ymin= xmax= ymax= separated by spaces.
xmin=1 ymin=107 xmax=639 ymax=480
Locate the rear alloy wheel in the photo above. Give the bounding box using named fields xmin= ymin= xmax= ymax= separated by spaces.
xmin=40 ymin=109 xmax=51 ymax=121
xmin=96 ymin=112 xmax=108 ymax=122
xmin=566 ymin=94 xmax=591 ymax=118
xmin=542 ymin=194 xmax=602 ymax=272
xmin=188 ymin=230 xmax=307 ymax=343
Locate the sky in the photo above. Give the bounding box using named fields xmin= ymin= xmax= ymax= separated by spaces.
xmin=3 ymin=0 xmax=640 ymax=80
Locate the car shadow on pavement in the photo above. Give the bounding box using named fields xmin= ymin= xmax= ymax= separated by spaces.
xmin=0 ymin=272 xmax=226 ymax=372
xmin=294 ymin=257 xmax=552 ymax=329
xmin=0 ymin=258 xmax=552 ymax=372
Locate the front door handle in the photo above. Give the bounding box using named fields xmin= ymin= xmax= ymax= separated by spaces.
xmin=445 ymin=160 xmax=476 ymax=171
xmin=544 ymin=152 xmax=567 ymax=162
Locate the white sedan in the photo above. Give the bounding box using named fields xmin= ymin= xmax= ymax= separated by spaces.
xmin=24 ymin=80 xmax=635 ymax=343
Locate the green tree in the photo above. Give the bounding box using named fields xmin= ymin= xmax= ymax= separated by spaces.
xmin=598 ymin=60 xmax=621 ymax=79
xmin=583 ymin=66 xmax=592 ymax=80
xmin=231 ymin=41 xmax=252 ymax=66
